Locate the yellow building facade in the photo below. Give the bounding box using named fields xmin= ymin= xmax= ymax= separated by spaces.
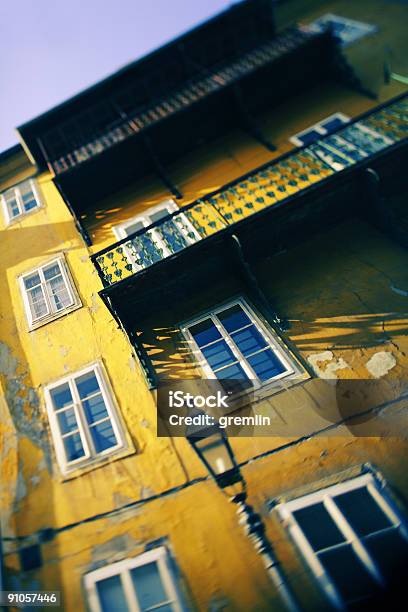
xmin=1 ymin=1 xmax=408 ymax=611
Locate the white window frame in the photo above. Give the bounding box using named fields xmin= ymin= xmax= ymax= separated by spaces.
xmin=1 ymin=178 xmax=43 ymax=224
xmin=309 ymin=14 xmax=378 ymax=47
xmin=84 ymin=546 xmax=184 ymax=612
xmin=44 ymin=362 xmax=126 ymax=474
xmin=276 ymin=474 xmax=408 ymax=610
xmin=289 ymin=113 xmax=350 ymax=147
xmin=181 ymin=298 xmax=297 ymax=390
xmin=113 ymin=200 xmax=201 ymax=271
xmin=19 ymin=256 xmax=80 ymax=329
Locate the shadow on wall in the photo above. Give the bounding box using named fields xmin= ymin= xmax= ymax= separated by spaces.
xmin=0 ymin=220 xmax=88 ymax=596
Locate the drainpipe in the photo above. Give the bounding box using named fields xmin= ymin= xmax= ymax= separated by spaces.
xmin=231 ymin=492 xmax=300 ymax=612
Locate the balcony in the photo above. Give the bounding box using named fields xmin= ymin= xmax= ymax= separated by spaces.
xmin=92 ymin=94 xmax=408 ymax=289
xmin=19 ymin=22 xmax=342 ymax=213
xmin=41 ymin=27 xmax=320 ymax=177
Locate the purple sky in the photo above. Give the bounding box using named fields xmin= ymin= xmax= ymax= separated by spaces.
xmin=0 ymin=0 xmax=235 ymax=152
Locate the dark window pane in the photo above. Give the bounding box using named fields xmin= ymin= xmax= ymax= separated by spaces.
xmin=319 ymin=544 xmax=379 ymax=604
xmin=217 ymin=304 xmax=251 ymax=333
xmin=364 ymin=529 xmax=408 ymax=584
xmin=23 ymin=197 xmax=38 ymax=212
xmin=90 ymin=420 xmax=117 ymax=453
xmin=149 ymin=208 xmax=171 ymax=223
xmin=64 ymin=433 xmax=85 ymax=461
xmin=131 ymin=562 xmax=167 ymax=610
xmin=294 ymin=503 xmax=345 ymax=551
xmin=124 ymin=221 xmax=144 ymax=236
xmin=83 ymin=394 xmax=109 ymax=424
xmin=43 ymin=263 xmax=61 ymax=280
xmin=47 ymin=275 xmax=71 ymax=311
xmin=76 ymin=371 xmax=100 ymax=399
xmin=57 ymin=408 xmax=78 ymax=435
xmin=6 ymin=193 xmax=20 ymax=217
xmin=335 ymin=488 xmax=392 ymax=537
xmin=51 ymin=383 xmax=73 ymax=410
xmin=24 ymin=272 xmax=41 ymax=289
xmin=189 ymin=319 xmax=221 ymax=347
xmin=97 ymin=575 xmax=129 ymax=612
xmin=297 ymin=129 xmax=322 ymax=145
xmin=202 ymin=340 xmax=236 ymax=370
xmin=231 ymin=325 xmax=267 ymax=356
xmin=320 ymin=117 xmax=346 ymax=132
xmin=247 ymin=349 xmax=285 ymax=381
xmin=20 ymin=183 xmax=38 ymax=212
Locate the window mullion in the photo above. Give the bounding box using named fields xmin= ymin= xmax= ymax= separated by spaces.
xmin=15 ymin=187 xmax=24 ymax=215
xmin=284 ymin=509 xmax=344 ymax=610
xmin=30 ymin=179 xmax=41 ymax=208
xmin=70 ymin=380 xmax=93 ymax=458
xmin=122 ymin=569 xmax=140 ymax=612
xmin=158 ymin=556 xmax=181 ymax=612
xmin=93 ymin=367 xmax=121 ymax=446
xmin=214 ymin=318 xmax=253 ymax=379
xmin=367 ymin=483 xmax=408 ymax=540
xmin=58 ymin=260 xmax=75 ymax=307
xmin=324 ymin=496 xmax=384 ymax=586
xmin=215 ymin=318 xmax=258 ymax=382
xmin=38 ymin=267 xmax=53 ymax=315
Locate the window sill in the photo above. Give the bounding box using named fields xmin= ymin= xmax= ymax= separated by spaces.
xmin=27 ymin=302 xmax=83 ymax=331
xmin=56 ymin=445 xmax=137 ymax=482
xmin=4 ymin=205 xmax=43 ymax=227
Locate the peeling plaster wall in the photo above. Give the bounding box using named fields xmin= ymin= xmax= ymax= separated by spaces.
xmin=2 ymin=167 xmax=408 ymax=612
xmin=1 ymin=2 xmax=408 ymax=607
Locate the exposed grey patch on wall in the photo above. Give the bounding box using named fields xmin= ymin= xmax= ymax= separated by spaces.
xmin=0 ymin=341 xmax=51 ymax=471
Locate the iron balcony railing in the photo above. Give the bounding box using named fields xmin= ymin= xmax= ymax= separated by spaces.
xmin=92 ymin=94 xmax=407 ymax=287
xmin=40 ymin=27 xmax=320 ymax=175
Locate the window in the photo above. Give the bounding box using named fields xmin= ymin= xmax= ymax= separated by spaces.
xmin=277 ymin=474 xmax=408 ymax=609
xmin=290 ymin=113 xmax=350 ymax=147
xmin=19 ymin=257 xmax=80 ymax=328
xmin=182 ymin=299 xmax=298 ymax=390
xmin=114 ymin=201 xmax=200 ymax=270
xmin=84 ymin=547 xmax=184 ymax=612
xmin=45 ymin=364 xmax=126 ymax=473
xmin=1 ymin=179 xmax=42 ymax=223
xmin=309 ymin=14 xmax=377 ymax=47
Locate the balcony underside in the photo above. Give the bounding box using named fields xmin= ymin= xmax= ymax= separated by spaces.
xmin=98 ymin=136 xmax=408 ymax=332
xmin=92 ymin=94 xmax=408 ymax=323
xmin=50 ymin=29 xmax=338 ymax=212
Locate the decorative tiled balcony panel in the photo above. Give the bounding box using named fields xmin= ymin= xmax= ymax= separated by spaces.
xmin=94 ymin=202 xmax=227 ymax=285
xmin=92 ymin=96 xmax=408 ymax=287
